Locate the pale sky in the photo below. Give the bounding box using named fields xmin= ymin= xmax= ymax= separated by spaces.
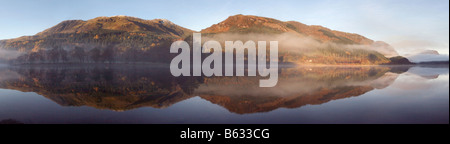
xmin=0 ymin=0 xmax=448 ymax=55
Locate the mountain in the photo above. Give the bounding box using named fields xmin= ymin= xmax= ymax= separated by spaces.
xmin=1 ymin=16 xmax=193 ymax=52
xmin=419 ymin=50 xmax=440 ymax=55
xmin=0 ymin=14 xmax=402 ymax=65
xmin=200 ymin=14 xmax=399 ymax=65
xmin=202 ymin=14 xmax=373 ymax=44
xmin=407 ymin=50 xmax=449 ymax=63
xmin=37 ymin=16 xmax=192 ymax=36
xmin=202 ymin=15 xmax=398 ymax=54
xmin=0 ymin=16 xmax=195 ymax=64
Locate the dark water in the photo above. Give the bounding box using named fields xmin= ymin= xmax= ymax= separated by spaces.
xmin=0 ymin=64 xmax=448 ymax=124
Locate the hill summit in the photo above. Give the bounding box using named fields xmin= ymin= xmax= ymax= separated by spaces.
xmin=38 ymin=16 xmax=192 ymax=37
xmin=202 ymin=15 xmax=388 ymax=46
xmin=1 ymin=16 xmax=193 ymax=52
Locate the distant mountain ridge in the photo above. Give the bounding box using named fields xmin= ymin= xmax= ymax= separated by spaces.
xmin=407 ymin=50 xmax=449 ymax=63
xmin=0 ymin=14 xmax=403 ymax=65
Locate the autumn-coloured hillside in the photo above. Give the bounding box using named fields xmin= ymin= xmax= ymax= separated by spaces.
xmin=38 ymin=16 xmax=193 ymax=37
xmin=200 ymin=15 xmax=400 ymax=65
xmin=202 ymin=15 xmax=393 ymax=48
xmin=0 ymin=14 xmax=405 ymax=65
xmin=1 ymin=16 xmax=194 ymax=52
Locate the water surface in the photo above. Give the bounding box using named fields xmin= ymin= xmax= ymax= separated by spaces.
xmin=0 ymin=65 xmax=448 ymax=124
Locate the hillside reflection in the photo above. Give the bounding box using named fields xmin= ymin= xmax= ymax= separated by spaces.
xmin=0 ymin=65 xmax=408 ymax=114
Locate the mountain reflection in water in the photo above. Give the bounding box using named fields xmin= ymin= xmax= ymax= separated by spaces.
xmin=0 ymin=65 xmax=411 ymax=114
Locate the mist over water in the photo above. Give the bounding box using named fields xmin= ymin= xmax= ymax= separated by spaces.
xmin=0 ymin=49 xmax=23 ymax=61
xmin=201 ymin=33 xmax=398 ymax=57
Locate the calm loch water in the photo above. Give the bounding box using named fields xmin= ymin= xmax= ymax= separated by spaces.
xmin=0 ymin=64 xmax=448 ymax=124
